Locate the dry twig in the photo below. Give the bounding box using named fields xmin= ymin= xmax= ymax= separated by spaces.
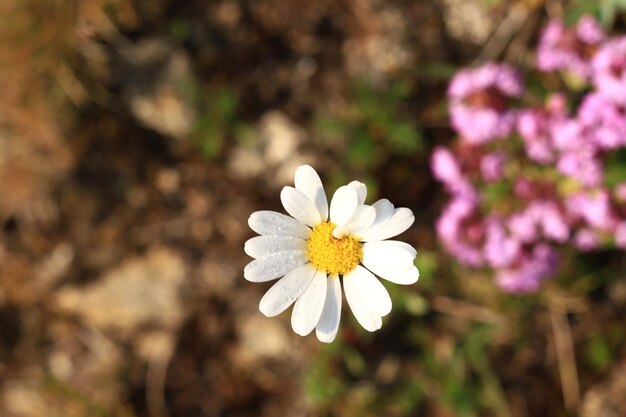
xmin=550 ymin=308 xmax=580 ymax=414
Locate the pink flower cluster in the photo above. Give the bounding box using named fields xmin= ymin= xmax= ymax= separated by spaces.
xmin=432 ymin=16 xmax=626 ymax=293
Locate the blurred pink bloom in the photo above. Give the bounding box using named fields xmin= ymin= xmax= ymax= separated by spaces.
xmin=436 ymin=195 xmax=485 ymax=267
xmin=508 ymin=201 xmax=569 ymax=244
xmin=448 ymin=63 xmax=523 ymax=144
xmin=496 ymin=244 xmax=559 ymax=293
xmin=432 ymin=15 xmax=626 ymax=294
xmin=508 ymin=209 xmax=539 ymax=244
xmin=550 ymin=118 xmax=587 ymax=151
xmin=517 ymin=110 xmax=556 ymax=163
xmin=551 ymin=119 xmax=603 ymax=186
xmin=430 ymin=146 xmax=475 ymax=196
xmin=431 ymin=146 xmax=461 ymax=183
xmin=578 ymin=92 xmax=626 ymax=150
xmin=573 ymin=228 xmax=600 ymax=251
xmin=592 ymin=36 xmax=626 ymax=103
xmin=616 ymin=222 xmax=626 ymax=248
xmin=532 ymin=201 xmax=570 ymax=243
xmin=537 ymin=15 xmax=605 ymax=78
xmin=557 ymin=151 xmax=603 ymax=187
xmin=513 ymin=177 xmax=536 ymax=200
xmin=480 ymin=152 xmax=506 ymax=182
xmin=484 ymin=216 xmax=520 ymax=268
xmin=516 ymin=94 xmax=567 ymax=163
xmin=565 ymin=190 xmax=617 ymax=231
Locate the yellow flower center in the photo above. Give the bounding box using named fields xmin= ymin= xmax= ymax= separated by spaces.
xmin=307 ymin=222 xmax=362 ymax=276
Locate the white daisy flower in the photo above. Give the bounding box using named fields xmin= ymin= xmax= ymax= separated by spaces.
xmin=244 ymin=164 xmax=419 ymax=343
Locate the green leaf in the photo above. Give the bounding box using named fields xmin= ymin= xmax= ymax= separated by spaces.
xmin=585 ymin=336 xmax=612 ymax=371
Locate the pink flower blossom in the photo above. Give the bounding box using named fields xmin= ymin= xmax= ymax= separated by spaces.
xmin=508 ymin=209 xmax=538 ymax=244
xmin=508 ymin=201 xmax=569 ymax=244
xmin=557 ymin=152 xmax=603 ymax=187
xmin=436 ymin=195 xmax=485 ymax=267
xmin=616 ymin=222 xmax=626 ymax=248
xmin=484 ymin=216 xmax=520 ymax=268
xmin=592 ymin=36 xmax=626 ymax=104
xmin=431 ymin=146 xmax=475 ymax=196
xmin=480 ymin=152 xmax=506 ymax=182
xmin=496 ymin=244 xmax=559 ymax=293
xmin=448 ymin=63 xmax=523 ymax=144
xmin=532 ymin=201 xmax=570 ymax=243
xmin=516 ymin=94 xmax=567 ymax=163
xmin=578 ymin=92 xmax=626 ymax=150
xmin=574 ymin=228 xmax=600 ymax=251
xmin=537 ymin=15 xmax=605 ymax=78
xmin=565 ymin=190 xmax=617 ymax=231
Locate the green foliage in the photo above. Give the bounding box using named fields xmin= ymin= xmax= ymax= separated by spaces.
xmin=482 ymin=180 xmax=513 ymax=207
xmin=304 ymin=305 xmax=513 ymax=417
xmin=170 ymin=18 xmax=191 ymax=42
xmin=604 ymin=149 xmax=626 ymax=187
xmin=415 ymin=250 xmax=438 ymax=289
xmin=570 ymin=0 xmax=626 ymax=26
xmin=191 ymin=88 xmax=242 ymax=159
xmin=304 ymin=357 xmax=347 ymax=408
xmin=422 ymin=325 xmax=510 ymax=417
xmin=412 ymin=61 xmax=459 ymax=81
xmin=585 ymin=335 xmax=613 ymax=371
xmin=316 ymin=79 xmax=423 ymax=171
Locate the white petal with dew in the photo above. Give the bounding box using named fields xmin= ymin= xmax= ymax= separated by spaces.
xmin=259 ymin=264 xmax=317 ymax=317
xmin=344 ymin=270 xmax=382 ymax=332
xmin=348 ymin=266 xmax=392 ymax=316
xmin=346 ymin=205 xmax=377 ymax=237
xmin=315 ymin=276 xmax=342 ymax=343
xmin=377 ymin=265 xmax=420 ymax=285
xmin=291 ymin=270 xmax=328 ymax=336
xmin=281 ymin=186 xmax=322 ymax=227
xmin=294 ymin=165 xmax=329 ymax=222
xmin=245 ymin=235 xmax=307 ymax=259
xmin=359 ymin=199 xmax=395 ymax=239
xmin=244 ymin=251 xmax=308 ymax=282
xmin=330 ymin=186 xmax=358 ymax=228
xmin=248 ymin=211 xmax=311 ymax=239
xmin=348 ymin=181 xmax=367 ymax=205
xmin=362 ymin=207 xmax=414 ymax=241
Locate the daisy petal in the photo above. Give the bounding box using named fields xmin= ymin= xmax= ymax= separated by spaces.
xmin=361 ymin=208 xmax=414 ymax=241
xmin=330 ymin=186 xmax=358 ymax=227
xmin=359 ymin=199 xmax=395 ymax=239
xmin=291 ymin=270 xmax=328 ymax=335
xmin=381 ymin=240 xmax=418 ymax=258
xmin=344 ymin=270 xmax=382 ymax=332
xmin=259 ymin=264 xmax=317 ymax=317
xmin=295 ymin=165 xmax=329 ymax=222
xmin=363 ymin=241 xmax=415 ymax=267
xmin=245 ymin=235 xmax=307 ymax=259
xmin=281 ymin=186 xmax=322 ymax=227
xmin=315 ymin=276 xmax=342 ymax=343
xmin=244 ymin=251 xmax=308 ymax=282
xmin=348 ymin=181 xmax=367 ymax=205
xmin=361 ymin=242 xmax=415 ymax=281
xmin=379 ymin=265 xmax=420 ymax=285
xmin=248 ymin=211 xmax=311 ymax=239
xmin=347 ymin=205 xmax=376 ymax=237
xmin=348 ymin=266 xmax=392 ymax=316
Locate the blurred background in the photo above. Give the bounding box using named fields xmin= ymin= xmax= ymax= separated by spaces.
xmin=0 ymin=0 xmax=625 ymax=416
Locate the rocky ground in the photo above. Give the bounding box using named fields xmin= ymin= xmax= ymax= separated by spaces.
xmin=0 ymin=0 xmax=625 ymax=416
